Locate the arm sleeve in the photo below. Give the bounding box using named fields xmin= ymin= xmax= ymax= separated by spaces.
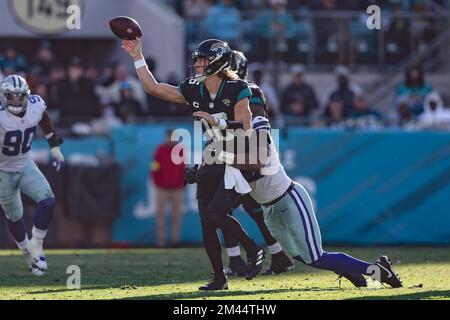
xmin=177 ymin=80 xmax=189 ymax=102
xmin=237 ymin=86 xmax=252 ymax=102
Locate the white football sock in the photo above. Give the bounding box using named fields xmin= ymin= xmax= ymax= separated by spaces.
xmin=226 ymin=246 xmax=241 ymax=257
xmin=16 ymin=236 xmax=29 ymax=252
xmin=268 ymin=242 xmax=282 ymax=255
xmin=32 ymin=226 xmax=47 ymax=240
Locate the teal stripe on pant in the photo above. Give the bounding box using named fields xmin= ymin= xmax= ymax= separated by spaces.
xmin=263 ymin=183 xmax=323 ymax=264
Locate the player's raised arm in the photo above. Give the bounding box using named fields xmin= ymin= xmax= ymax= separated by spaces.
xmin=122 ymin=38 xmax=186 ymax=104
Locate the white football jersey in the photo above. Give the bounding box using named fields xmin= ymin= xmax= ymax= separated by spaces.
xmin=0 ymin=95 xmax=46 ymax=172
xmin=248 ymin=116 xmax=292 ymax=204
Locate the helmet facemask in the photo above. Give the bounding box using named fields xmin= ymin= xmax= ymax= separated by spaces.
xmin=3 ymin=91 xmax=29 ymax=114
xmin=0 ymin=75 xmax=30 ymax=115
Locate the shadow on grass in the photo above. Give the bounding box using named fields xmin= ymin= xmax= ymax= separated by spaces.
xmin=26 ymin=285 xmax=116 ymax=295
xmin=118 ymin=287 xmax=343 ymax=300
xmin=346 ymin=290 xmax=450 ymax=300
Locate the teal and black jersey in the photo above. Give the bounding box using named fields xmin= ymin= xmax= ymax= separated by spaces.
xmin=247 ymin=82 xmax=267 ymax=111
xmin=178 ymin=77 xmax=252 ymax=122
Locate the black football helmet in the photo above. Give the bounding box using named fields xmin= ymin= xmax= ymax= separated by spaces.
xmin=231 ymin=50 xmax=248 ymax=80
xmin=191 ymin=39 xmax=232 ymax=82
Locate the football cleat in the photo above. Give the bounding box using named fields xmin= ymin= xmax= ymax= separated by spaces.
xmin=225 ymin=256 xmax=247 ymax=277
xmin=245 ymin=244 xmax=265 ymax=280
xmin=264 ymin=251 xmax=294 ymax=275
xmin=22 ymin=248 xmax=45 ymax=276
xmin=374 ymin=256 xmax=403 ymax=288
xmin=336 ymin=273 xmax=368 ymax=288
xmin=199 ymin=272 xmax=228 ymax=291
xmin=27 ymin=238 xmax=48 ymax=271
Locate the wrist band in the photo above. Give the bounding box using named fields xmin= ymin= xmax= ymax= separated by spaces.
xmin=134 ymin=59 xmax=147 ymax=70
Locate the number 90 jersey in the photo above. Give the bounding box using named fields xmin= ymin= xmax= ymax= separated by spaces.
xmin=178 ymin=77 xmax=252 ymax=122
xmin=0 ymin=95 xmax=46 ymax=172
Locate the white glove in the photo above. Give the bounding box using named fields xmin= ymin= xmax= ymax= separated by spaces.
xmin=51 ymin=146 xmax=65 ymax=172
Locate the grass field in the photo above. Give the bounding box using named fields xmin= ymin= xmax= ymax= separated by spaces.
xmin=0 ymin=247 xmax=449 ymax=300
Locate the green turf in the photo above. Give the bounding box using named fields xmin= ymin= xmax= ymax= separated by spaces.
xmin=0 ymin=247 xmax=449 ymax=300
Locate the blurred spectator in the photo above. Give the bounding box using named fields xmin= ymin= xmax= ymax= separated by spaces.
xmin=59 ymin=57 xmax=99 ymax=122
xmin=396 ymin=95 xmax=414 ymax=127
xmin=256 ymin=0 xmax=295 ymax=62
xmin=26 ymin=66 xmax=43 ymax=92
xmin=90 ymin=103 xmax=123 ymax=136
xmin=47 ymin=63 xmax=66 ymax=111
xmin=416 ymin=91 xmax=450 ymax=130
xmin=281 ymin=65 xmax=318 ymax=117
xmin=96 ymin=63 xmax=147 ymax=115
xmin=250 ymin=64 xmax=284 ymax=127
xmin=85 ymin=64 xmax=100 ymax=82
xmin=114 ymin=81 xmax=143 ymax=123
xmin=313 ymin=0 xmax=341 ymax=63
xmin=0 ymin=44 xmax=28 ymax=74
xmin=145 ymin=57 xmax=170 ymax=116
xmin=34 ymin=83 xmax=49 ymax=102
xmin=323 ymin=94 xmax=347 ymax=127
xmin=32 ymin=41 xmax=55 ymax=79
xmin=165 ymin=73 xmax=190 ymax=116
xmin=384 ymin=1 xmax=411 ymax=62
xmin=184 ymin=0 xmax=210 ymax=19
xmin=350 ymin=91 xmax=381 ymax=120
xmin=151 ymin=130 xmax=185 ymax=247
xmin=205 ymin=0 xmax=242 ymax=48
xmin=97 ymin=62 xmax=117 ymax=88
xmin=323 ymin=65 xmax=361 ymax=115
xmin=348 ymin=91 xmax=383 ymax=129
xmin=394 ymin=66 xmax=432 ymax=115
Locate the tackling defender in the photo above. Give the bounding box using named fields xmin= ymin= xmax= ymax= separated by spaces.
xmin=0 ymin=75 xmax=65 ymax=276
xmin=194 ymin=65 xmax=403 ymax=288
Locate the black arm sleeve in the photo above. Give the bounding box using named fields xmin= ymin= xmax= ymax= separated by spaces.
xmin=225 ymin=120 xmax=244 ymax=129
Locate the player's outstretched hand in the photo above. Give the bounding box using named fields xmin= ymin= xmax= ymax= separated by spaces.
xmin=193 ymin=111 xmax=220 ymax=127
xmin=121 ymin=37 xmax=143 ymax=60
xmin=51 ymin=147 xmax=65 ymax=172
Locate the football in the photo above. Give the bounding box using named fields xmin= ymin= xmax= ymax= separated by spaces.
xmin=109 ymin=16 xmax=142 ymax=40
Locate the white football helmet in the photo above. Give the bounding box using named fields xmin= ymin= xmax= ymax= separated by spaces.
xmin=0 ymin=75 xmax=30 ymax=115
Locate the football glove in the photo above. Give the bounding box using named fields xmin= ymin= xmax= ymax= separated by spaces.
xmin=184 ymin=165 xmax=199 ymax=185
xmin=51 ymin=147 xmax=65 ymax=172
